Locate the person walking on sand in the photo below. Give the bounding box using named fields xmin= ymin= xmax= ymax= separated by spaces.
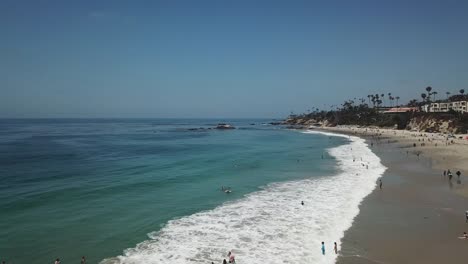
xmin=465 ymin=211 xmax=468 ymax=223
xmin=443 ymin=170 xmax=446 ymax=177
xmin=321 ymin=241 xmax=325 ymax=255
xmin=334 ymin=242 xmax=338 ymax=254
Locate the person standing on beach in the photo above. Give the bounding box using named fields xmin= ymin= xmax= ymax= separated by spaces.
xmin=321 ymin=242 xmax=325 ymax=255
xmin=334 ymin=242 xmax=338 ymax=254
xmin=465 ymin=211 xmax=468 ymax=223
xmin=443 ymin=170 xmax=446 ymax=177
xmin=379 ymin=179 xmax=382 ymax=190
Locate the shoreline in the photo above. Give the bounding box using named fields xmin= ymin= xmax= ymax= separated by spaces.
xmin=317 ymin=126 xmax=468 ymax=198
xmin=312 ymin=126 xmax=468 ymax=263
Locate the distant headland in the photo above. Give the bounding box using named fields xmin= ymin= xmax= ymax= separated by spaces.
xmin=282 ymin=87 xmax=468 ymax=134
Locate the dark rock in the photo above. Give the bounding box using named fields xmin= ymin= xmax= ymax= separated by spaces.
xmin=215 ymin=123 xmax=235 ymax=129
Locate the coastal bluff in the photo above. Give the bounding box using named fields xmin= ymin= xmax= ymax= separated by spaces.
xmin=283 ymin=113 xmax=468 ymax=134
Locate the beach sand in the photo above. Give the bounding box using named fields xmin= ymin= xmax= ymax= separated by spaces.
xmin=315 ymin=126 xmax=468 ymax=263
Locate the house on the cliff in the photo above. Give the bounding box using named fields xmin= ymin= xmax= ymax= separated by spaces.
xmin=425 ymin=101 xmax=468 ymax=113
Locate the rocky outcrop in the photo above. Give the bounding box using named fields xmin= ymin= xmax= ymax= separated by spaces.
xmin=406 ymin=115 xmax=464 ymax=134
xmin=215 ymin=123 xmax=235 ymax=129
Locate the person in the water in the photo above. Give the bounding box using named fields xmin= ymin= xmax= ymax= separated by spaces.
xmin=301 ymin=201 xmax=304 ymax=206
xmin=321 ymin=241 xmax=325 ymax=255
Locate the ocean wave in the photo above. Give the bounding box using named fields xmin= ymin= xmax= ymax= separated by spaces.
xmin=101 ymin=131 xmax=386 ymax=264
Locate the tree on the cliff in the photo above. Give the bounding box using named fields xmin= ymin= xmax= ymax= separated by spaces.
xmin=407 ymin=99 xmax=419 ymax=107
xmin=425 ymin=86 xmax=432 ymax=102
xmin=395 ymin=96 xmax=400 ymax=107
xmin=421 ymin=93 xmax=427 ymax=102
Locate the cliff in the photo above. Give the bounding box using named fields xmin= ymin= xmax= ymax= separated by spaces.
xmin=284 ymin=112 xmax=468 ymax=134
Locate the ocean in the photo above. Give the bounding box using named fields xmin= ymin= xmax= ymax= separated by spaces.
xmin=0 ymin=119 xmax=386 ymax=264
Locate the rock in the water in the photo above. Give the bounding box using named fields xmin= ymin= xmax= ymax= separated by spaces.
xmin=215 ymin=123 xmax=235 ymax=129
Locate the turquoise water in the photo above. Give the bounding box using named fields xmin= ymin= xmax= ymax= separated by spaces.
xmin=0 ymin=119 xmax=343 ymax=264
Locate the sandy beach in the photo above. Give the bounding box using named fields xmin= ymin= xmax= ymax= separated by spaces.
xmin=316 ymin=126 xmax=468 ymax=263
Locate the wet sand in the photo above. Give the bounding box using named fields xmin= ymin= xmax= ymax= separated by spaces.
xmin=324 ymin=128 xmax=468 ymax=263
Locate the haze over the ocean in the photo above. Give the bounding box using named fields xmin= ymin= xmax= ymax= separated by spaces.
xmin=1 ymin=0 xmax=468 ymax=118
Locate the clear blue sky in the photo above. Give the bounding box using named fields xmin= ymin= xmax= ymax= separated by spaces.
xmin=1 ymin=0 xmax=468 ymax=118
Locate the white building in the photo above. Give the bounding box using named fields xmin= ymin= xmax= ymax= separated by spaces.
xmin=427 ymin=101 xmax=468 ymax=113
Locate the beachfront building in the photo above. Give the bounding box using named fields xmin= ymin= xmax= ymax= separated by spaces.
xmin=426 ymin=101 xmax=468 ymax=113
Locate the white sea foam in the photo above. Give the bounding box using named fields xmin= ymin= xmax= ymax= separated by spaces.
xmin=101 ymin=131 xmax=386 ymax=264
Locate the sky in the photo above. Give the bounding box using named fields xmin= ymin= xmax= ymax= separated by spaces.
xmin=1 ymin=0 xmax=468 ymax=118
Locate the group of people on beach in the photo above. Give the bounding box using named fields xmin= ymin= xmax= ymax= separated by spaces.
xmin=321 ymin=241 xmax=338 ymax=255
xmin=443 ymin=169 xmax=462 ymax=181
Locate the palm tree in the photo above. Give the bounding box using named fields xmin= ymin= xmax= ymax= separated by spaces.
xmin=426 ymin=86 xmax=432 ymax=94
xmin=388 ymin=93 xmax=392 ymax=106
xmin=460 ymin=89 xmax=465 ymax=95
xmin=425 ymin=86 xmax=432 ymax=101
xmin=432 ymin=91 xmax=438 ymax=101
xmin=371 ymin=95 xmax=377 ymax=107
xmin=446 ymin=91 xmax=451 ymax=100
xmin=395 ymin=96 xmax=400 ymax=107
xmin=367 ymin=95 xmax=371 ymax=105
xmin=421 ymin=93 xmax=427 ymax=102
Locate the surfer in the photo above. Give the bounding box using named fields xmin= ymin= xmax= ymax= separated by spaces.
xmin=54 ymin=258 xmax=61 ymax=264
xmin=301 ymin=201 xmax=304 ymax=206
xmin=81 ymin=256 xmax=86 ymax=264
